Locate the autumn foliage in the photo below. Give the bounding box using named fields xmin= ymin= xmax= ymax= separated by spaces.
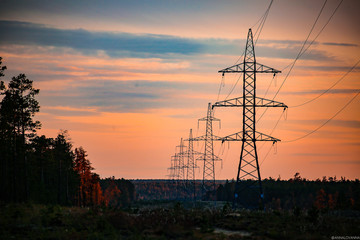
xmin=74 ymin=147 xmax=104 ymax=206
xmin=101 ymin=177 xmax=135 ymax=208
xmin=103 ymin=178 xmax=122 ymax=207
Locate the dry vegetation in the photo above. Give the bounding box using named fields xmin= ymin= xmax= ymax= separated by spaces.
xmin=1 ymin=202 xmax=359 ymax=239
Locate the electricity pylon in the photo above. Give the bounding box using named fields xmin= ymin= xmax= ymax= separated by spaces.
xmin=167 ymin=138 xmax=188 ymax=200
xmin=167 ymin=153 xmax=180 ymax=200
xmin=167 ymin=155 xmax=176 ymax=181
xmin=191 ymin=103 xmax=222 ymax=200
xmin=176 ymin=138 xmax=186 ymax=183
xmin=213 ymin=29 xmax=287 ymax=207
xmin=185 ymin=129 xmax=197 ymax=200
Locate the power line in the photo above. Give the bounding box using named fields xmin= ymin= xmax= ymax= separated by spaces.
xmin=260 ymin=143 xmax=274 ymax=166
xmin=216 ymin=75 xmax=225 ymax=101
xmin=281 ymin=0 xmax=343 ymax=72
xmin=272 ymin=0 xmax=328 ymax=100
xmin=254 ymin=0 xmax=273 ymax=45
xmin=257 ymin=0 xmax=345 ymax=137
xmin=261 ymin=58 xmax=358 ymax=144
xmin=225 ymin=73 xmax=242 ymax=100
xmin=270 ymin=110 xmax=286 ymax=135
xmin=283 ymin=90 xmax=360 ymax=143
xmin=263 ymin=74 xmax=276 ymax=99
xmin=257 ymin=0 xmax=328 ymax=123
xmin=256 ymin=73 xmax=277 ymax=123
xmin=217 ymin=0 xmax=274 ymax=102
xmin=251 ymin=0 xmax=273 ymax=34
xmin=290 ymin=57 xmax=360 ymax=108
xmin=250 ymin=3 xmax=269 ymax=30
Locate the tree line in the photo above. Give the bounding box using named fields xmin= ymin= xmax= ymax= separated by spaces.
xmin=132 ymin=174 xmax=359 ymax=211
xmin=0 ymin=57 xmax=134 ymax=207
xmin=216 ymin=173 xmax=360 ymax=210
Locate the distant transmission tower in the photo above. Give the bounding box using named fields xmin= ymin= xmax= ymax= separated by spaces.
xmin=191 ymin=103 xmax=222 ymax=200
xmin=167 ymin=155 xmax=176 ymax=181
xmin=168 ymin=138 xmax=188 ymax=200
xmin=185 ymin=129 xmax=197 ymax=200
xmin=176 ymin=138 xmax=186 ymax=183
xmin=167 ymin=153 xmax=179 ymax=200
xmin=213 ymin=29 xmax=287 ymax=207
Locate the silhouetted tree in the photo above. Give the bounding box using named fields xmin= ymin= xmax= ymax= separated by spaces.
xmin=0 ymin=72 xmax=40 ymax=202
xmin=0 ymin=57 xmax=5 ymax=79
xmin=74 ymin=147 xmax=103 ymax=206
xmin=29 ymin=135 xmax=55 ymax=203
xmin=315 ymin=188 xmax=327 ymax=210
xmin=0 ymin=58 xmax=103 ymax=206
xmin=104 ymin=177 xmax=122 ymax=208
xmin=90 ymin=173 xmax=103 ymax=206
xmin=0 ymin=57 xmax=7 ymax=201
xmin=53 ymin=131 xmax=78 ymax=204
xmin=101 ymin=177 xmax=135 ymax=207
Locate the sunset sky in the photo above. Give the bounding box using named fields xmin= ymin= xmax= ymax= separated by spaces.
xmin=1 ymin=0 xmax=359 ymax=180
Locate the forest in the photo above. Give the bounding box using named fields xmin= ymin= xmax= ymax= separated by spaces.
xmin=133 ymin=176 xmax=360 ymax=211
xmin=0 ymin=57 xmax=134 ymax=208
xmin=1 ymin=56 xmax=359 ymax=239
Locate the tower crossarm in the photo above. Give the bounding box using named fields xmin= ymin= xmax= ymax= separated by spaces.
xmin=196 ymin=154 xmax=222 ymax=162
xmin=220 ymin=131 xmax=281 ymax=143
xmin=218 ymin=62 xmax=281 ymax=75
xmin=256 ymin=97 xmax=288 ymax=108
xmin=182 ymin=149 xmax=203 ymax=156
xmin=212 ymin=97 xmax=287 ymax=108
xmin=185 ymin=135 xmax=223 ymax=142
xmin=212 ymin=96 xmax=243 ymax=107
xmin=198 ymin=116 xmax=220 ymax=122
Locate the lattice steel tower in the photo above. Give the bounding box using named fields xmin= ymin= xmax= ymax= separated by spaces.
xmin=185 ymin=129 xmax=197 ymax=200
xmin=176 ymin=138 xmax=186 ymax=183
xmin=192 ymin=103 xmax=222 ymax=199
xmin=213 ymin=29 xmax=287 ymax=207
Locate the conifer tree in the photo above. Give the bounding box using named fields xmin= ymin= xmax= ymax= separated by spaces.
xmin=0 ymin=71 xmax=40 ymax=202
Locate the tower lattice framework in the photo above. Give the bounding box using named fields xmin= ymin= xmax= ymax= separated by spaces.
xmin=168 ymin=138 xmax=187 ymax=199
xmin=177 ymin=138 xmax=186 ymax=183
xmin=191 ymin=103 xmax=222 ymax=199
xmin=185 ymin=129 xmax=197 ymax=200
xmin=213 ymin=29 xmax=287 ymax=207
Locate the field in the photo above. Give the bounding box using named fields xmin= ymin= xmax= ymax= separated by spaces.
xmin=1 ymin=202 xmax=359 ymax=240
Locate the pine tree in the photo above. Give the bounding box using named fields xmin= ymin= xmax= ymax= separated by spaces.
xmin=54 ymin=131 xmax=77 ymax=205
xmin=0 ymin=72 xmax=40 ymax=202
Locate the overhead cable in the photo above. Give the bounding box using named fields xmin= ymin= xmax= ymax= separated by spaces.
xmin=254 ymin=0 xmax=273 ymax=45
xmin=290 ymin=57 xmax=360 ymax=108
xmin=283 ymin=90 xmax=360 ymax=143
xmin=257 ymin=0 xmax=328 ymax=123
xmin=220 ymin=0 xmax=274 ymax=101
xmin=272 ymin=0 xmax=328 ymax=100
xmin=281 ymin=0 xmax=343 ymax=72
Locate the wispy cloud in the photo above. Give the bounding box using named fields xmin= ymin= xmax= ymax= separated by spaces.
xmin=0 ymin=20 xmax=339 ymax=61
xmin=259 ymin=39 xmax=358 ymax=48
xmin=312 ymin=160 xmax=360 ymax=165
xmin=283 ymin=88 xmax=360 ymax=96
xmin=330 ymin=120 xmax=360 ymax=129
xmin=298 ymin=65 xmax=360 ymax=72
xmin=322 ymin=42 xmax=359 ymax=47
xmin=41 ymin=106 xmax=99 ymax=117
xmin=38 ymin=80 xmax=218 ymax=113
xmin=292 ymin=152 xmax=342 ymax=157
xmin=0 ymin=20 xmax=204 ymax=56
xmin=285 ymin=119 xmax=360 ymax=129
